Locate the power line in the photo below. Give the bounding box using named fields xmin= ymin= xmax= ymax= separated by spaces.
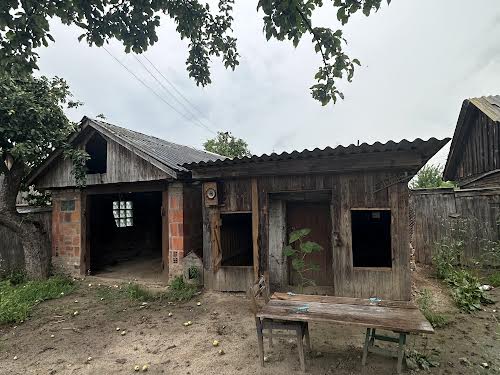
xmin=103 ymin=47 xmax=216 ymax=135
xmin=142 ymin=54 xmax=214 ymax=129
xmin=133 ymin=55 xmax=214 ymax=134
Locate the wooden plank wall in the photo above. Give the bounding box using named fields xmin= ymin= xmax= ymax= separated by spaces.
xmin=0 ymin=208 xmax=52 ymax=277
xmin=204 ymin=172 xmax=412 ymax=300
xmin=411 ymin=188 xmax=500 ymax=264
xmin=36 ymin=137 xmax=170 ymax=189
xmin=456 ymin=110 xmax=500 ymax=180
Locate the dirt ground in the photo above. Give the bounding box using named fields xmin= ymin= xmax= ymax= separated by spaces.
xmin=1 ymin=268 xmax=499 ymax=375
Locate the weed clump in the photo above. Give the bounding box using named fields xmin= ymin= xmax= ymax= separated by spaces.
xmin=416 ymin=289 xmax=450 ymax=328
xmin=0 ymin=275 xmax=75 ymax=324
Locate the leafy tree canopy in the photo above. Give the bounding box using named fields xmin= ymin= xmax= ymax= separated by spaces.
xmin=203 ymin=131 xmax=251 ymax=159
xmin=0 ymin=0 xmax=389 ymax=105
xmin=0 ymin=74 xmax=85 ymax=211
xmin=410 ymin=164 xmax=455 ymax=190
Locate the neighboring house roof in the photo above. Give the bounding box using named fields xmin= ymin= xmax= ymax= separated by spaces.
xmin=185 ymin=137 xmax=450 ymax=178
xmin=27 ymin=116 xmax=223 ymax=185
xmin=444 ymin=95 xmax=500 ymax=181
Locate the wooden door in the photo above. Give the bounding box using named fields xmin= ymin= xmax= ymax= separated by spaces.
xmin=286 ymin=202 xmax=333 ymax=286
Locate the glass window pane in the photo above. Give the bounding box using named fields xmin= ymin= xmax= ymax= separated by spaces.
xmin=126 ymin=209 xmax=133 ymax=217
xmin=126 ymin=201 xmax=133 ymax=209
xmin=120 ymin=219 xmax=126 ymax=227
xmin=113 ymin=201 xmax=119 ymax=209
xmin=115 ymin=219 xmax=120 ymax=227
xmin=126 ymin=218 xmax=133 ymax=227
xmin=120 ymin=201 xmax=126 ymax=209
xmin=113 ymin=210 xmax=119 ymax=218
xmin=119 ymin=210 xmax=125 ymax=218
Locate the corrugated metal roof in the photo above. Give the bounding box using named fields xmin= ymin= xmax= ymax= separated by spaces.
xmin=87 ymin=118 xmax=223 ymax=172
xmin=184 ymin=137 xmax=449 ymax=169
xmin=469 ymin=95 xmax=500 ymax=122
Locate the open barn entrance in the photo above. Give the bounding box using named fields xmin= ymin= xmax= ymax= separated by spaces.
xmin=220 ymin=212 xmax=253 ymax=267
xmin=87 ymin=191 xmax=163 ymax=283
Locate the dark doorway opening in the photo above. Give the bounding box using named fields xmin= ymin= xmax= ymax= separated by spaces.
xmin=85 ymin=133 xmax=107 ymax=174
xmin=286 ymin=201 xmax=333 ymax=286
xmin=220 ymin=213 xmax=253 ymax=266
xmin=351 ymin=210 xmax=392 ymax=268
xmin=88 ymin=191 xmax=163 ymax=281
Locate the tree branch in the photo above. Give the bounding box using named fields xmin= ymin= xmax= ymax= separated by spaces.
xmin=295 ymin=6 xmax=328 ymax=66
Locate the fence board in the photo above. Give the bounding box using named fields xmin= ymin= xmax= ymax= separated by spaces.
xmin=410 ymin=188 xmax=500 ymax=265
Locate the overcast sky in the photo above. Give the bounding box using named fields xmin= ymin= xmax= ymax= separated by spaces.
xmin=37 ymin=1 xmax=500 ymax=166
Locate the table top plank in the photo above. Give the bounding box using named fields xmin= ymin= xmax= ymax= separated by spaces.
xmin=272 ymin=292 xmax=418 ymax=309
xmin=257 ymin=296 xmax=434 ymax=335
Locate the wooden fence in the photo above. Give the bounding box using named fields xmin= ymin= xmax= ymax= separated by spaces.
xmin=0 ymin=206 xmax=52 ymax=277
xmin=410 ymin=188 xmax=500 ymax=265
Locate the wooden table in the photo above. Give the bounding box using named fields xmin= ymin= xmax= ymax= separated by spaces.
xmin=255 ymin=293 xmax=434 ymax=373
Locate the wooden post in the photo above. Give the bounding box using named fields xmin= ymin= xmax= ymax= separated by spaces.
xmin=161 ymin=189 xmax=169 ymax=280
xmin=251 ymin=178 xmax=259 ymax=279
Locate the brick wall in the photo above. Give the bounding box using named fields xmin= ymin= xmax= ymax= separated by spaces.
xmin=52 ymin=190 xmax=82 ymax=276
xmin=183 ymin=184 xmax=203 ymax=258
xmin=168 ymin=183 xmax=184 ymax=277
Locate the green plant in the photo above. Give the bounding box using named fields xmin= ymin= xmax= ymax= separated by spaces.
xmin=0 ymin=276 xmax=75 ymax=324
xmin=416 ymin=289 xmax=450 ymax=328
xmin=188 ymin=266 xmax=201 ymax=281
xmin=486 ymin=271 xmax=500 ymax=287
xmin=284 ymin=228 xmax=323 ymax=292
xmin=6 ymin=270 xmax=26 ymax=286
xmin=124 ymin=283 xmax=158 ymax=302
xmin=165 ymin=276 xmax=198 ymax=302
xmin=446 ymin=269 xmax=493 ymax=313
xmin=405 ymin=349 xmax=440 ymax=371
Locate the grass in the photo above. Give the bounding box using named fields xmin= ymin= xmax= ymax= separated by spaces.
xmin=416 ymin=289 xmax=450 ymax=328
xmin=486 ymin=271 xmax=500 ymax=287
xmin=0 ymin=275 xmax=75 ymax=324
xmin=96 ymin=276 xmax=198 ymax=303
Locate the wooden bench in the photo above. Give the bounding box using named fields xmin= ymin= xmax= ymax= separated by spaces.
xmin=255 ymin=292 xmax=434 ymax=373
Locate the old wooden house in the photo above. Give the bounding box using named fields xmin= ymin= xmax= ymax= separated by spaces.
xmin=27 ymin=117 xmax=221 ymax=282
xmin=444 ymin=95 xmax=500 ymax=188
xmin=412 ymin=96 xmax=500 ymax=265
xmin=186 ymin=138 xmax=448 ymax=300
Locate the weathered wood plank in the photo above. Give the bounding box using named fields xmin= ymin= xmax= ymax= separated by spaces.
xmin=257 ymin=299 xmax=434 ymax=334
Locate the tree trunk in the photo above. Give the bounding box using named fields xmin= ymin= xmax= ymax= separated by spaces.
xmin=0 ymin=161 xmax=50 ymax=279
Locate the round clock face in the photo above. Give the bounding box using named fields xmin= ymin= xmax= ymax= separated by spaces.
xmin=206 ymin=188 xmax=217 ymax=200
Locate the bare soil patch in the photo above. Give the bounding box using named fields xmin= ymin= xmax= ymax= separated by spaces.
xmin=1 ymin=269 xmax=499 ymax=375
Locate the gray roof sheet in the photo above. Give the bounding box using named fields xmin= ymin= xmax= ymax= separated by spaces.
xmin=469 ymin=95 xmax=500 ymax=122
xmin=184 ymin=137 xmax=449 ymax=169
xmin=88 ymin=118 xmax=223 ymax=172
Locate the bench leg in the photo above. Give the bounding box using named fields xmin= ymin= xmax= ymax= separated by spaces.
xmin=269 ymin=326 xmax=274 ymax=348
xmin=296 ymin=325 xmax=306 ymax=372
xmin=304 ymin=323 xmax=311 ymax=352
xmin=396 ymin=332 xmax=407 ymax=374
xmin=255 ymin=317 xmax=265 ymax=367
xmin=361 ymin=328 xmax=372 ymax=366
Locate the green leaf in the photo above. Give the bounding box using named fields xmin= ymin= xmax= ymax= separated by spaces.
xmin=291 ymin=258 xmax=305 ymax=271
xmin=283 ymin=245 xmax=296 ymax=257
xmin=289 ymin=228 xmax=311 ymax=244
xmin=300 ymin=241 xmax=323 ymax=254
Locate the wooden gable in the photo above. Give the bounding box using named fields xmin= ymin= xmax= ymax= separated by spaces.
xmin=445 ymin=99 xmax=500 ymax=183
xmin=34 ymin=130 xmax=172 ymax=189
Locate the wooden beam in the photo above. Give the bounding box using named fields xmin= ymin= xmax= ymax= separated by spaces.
xmin=190 ymin=151 xmax=429 ymax=180
xmin=161 ymin=189 xmax=169 ymax=281
xmin=251 ymin=178 xmax=259 ymax=280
